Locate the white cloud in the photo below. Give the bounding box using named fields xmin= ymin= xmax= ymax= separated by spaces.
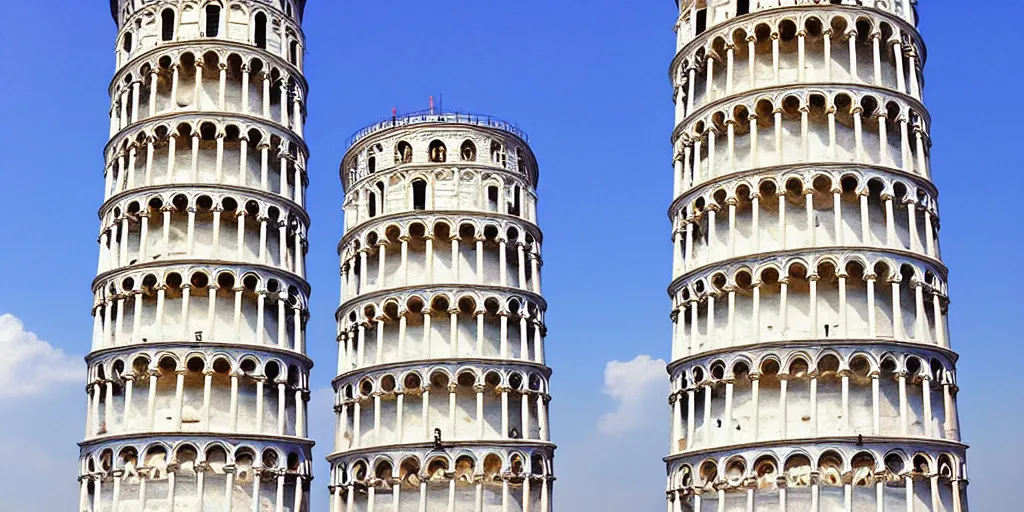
xmin=597 ymin=354 xmax=667 ymax=436
xmin=0 ymin=313 xmax=82 ymax=398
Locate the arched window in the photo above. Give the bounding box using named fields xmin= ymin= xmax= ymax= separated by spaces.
xmin=490 ymin=141 xmax=506 ymax=166
xmin=122 ymin=33 xmax=133 ymax=52
xmin=368 ymin=156 xmax=376 ymax=174
xmin=412 ymin=179 xmax=427 ymax=210
xmin=395 ymin=141 xmax=412 ymax=164
xmin=161 ymin=9 xmax=175 ymax=41
xmin=254 ymin=12 xmax=268 ymax=49
xmin=428 ymin=140 xmax=447 ymax=163
xmin=286 ymin=2 xmax=294 ymax=18
xmin=460 ymin=140 xmax=476 ymax=161
xmin=205 ymin=5 xmax=221 ymax=37
xmin=289 ymin=41 xmax=299 ymax=65
xmin=375 ymin=182 xmax=385 ymax=214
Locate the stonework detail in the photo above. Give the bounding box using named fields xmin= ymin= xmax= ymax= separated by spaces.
xmin=80 ymin=1 xmax=313 ymax=510
xmin=665 ymin=1 xmax=970 ymax=511
xmin=328 ymin=111 xmax=555 ymax=511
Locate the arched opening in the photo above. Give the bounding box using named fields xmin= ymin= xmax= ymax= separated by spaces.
xmin=428 ymin=140 xmax=447 ymax=163
xmin=161 ymin=9 xmax=175 ymax=41
xmin=736 ymin=0 xmax=750 ymax=16
xmin=254 ymin=13 xmax=268 ymax=49
xmin=395 ymin=141 xmax=412 ymax=164
xmin=819 ymin=451 xmax=844 ymax=487
xmin=412 ymin=179 xmax=427 ymax=210
xmin=461 ymin=140 xmax=476 ymax=161
xmin=205 ymin=5 xmax=220 ymax=37
xmin=375 ymin=460 xmax=394 ymax=482
xmin=699 ymin=460 xmax=718 ymax=487
xmin=455 ymin=456 xmax=476 ymax=482
xmin=289 ymin=41 xmax=299 ymax=65
xmin=755 ymin=456 xmax=779 ymax=489
xmin=784 ymin=455 xmax=812 ymax=487
xmin=474 ymin=454 xmax=497 ymax=481
xmin=122 ymin=33 xmax=133 ymax=52
xmin=367 ymin=191 xmax=378 ymax=218
xmin=399 ymin=457 xmax=420 ymax=487
xmin=490 ymin=141 xmax=506 ymax=166
xmin=427 ymin=457 xmax=449 ymax=480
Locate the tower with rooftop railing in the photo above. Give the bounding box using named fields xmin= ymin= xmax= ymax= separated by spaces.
xmin=80 ymin=1 xmax=314 ymax=510
xmin=663 ymin=1 xmax=969 ymax=511
xmin=328 ymin=109 xmax=555 ymax=512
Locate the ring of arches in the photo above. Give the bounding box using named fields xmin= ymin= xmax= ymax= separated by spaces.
xmin=106 ymin=112 xmax=308 ymax=166
xmin=346 ymin=169 xmax=535 ymax=226
xmin=335 ymin=364 xmax=550 ymax=403
xmin=87 ymin=347 xmax=310 ymax=389
xmin=671 ymin=168 xmax=937 ymax=223
xmin=101 ymin=189 xmax=309 ymax=237
xmin=672 ymin=86 xmax=928 ymax=149
xmin=344 ymin=130 xmax=538 ymax=190
xmin=87 ymin=343 xmax=309 ymax=382
xmin=340 ymin=216 xmax=542 ymax=262
xmin=112 ymin=46 xmax=306 ymax=109
xmin=81 ymin=438 xmax=311 ymax=478
xmin=672 ymin=8 xmax=921 ymax=86
xmin=337 ymin=289 xmax=546 ymax=327
xmin=668 ymin=345 xmax=957 ymax=392
xmin=668 ymin=447 xmax=963 ymax=492
xmin=93 ymin=264 xmax=310 ymax=310
xmin=670 ymin=251 xmax=947 ymax=301
xmin=331 ymin=448 xmax=552 ymax=486
xmin=110 ymin=49 xmax=305 ymax=137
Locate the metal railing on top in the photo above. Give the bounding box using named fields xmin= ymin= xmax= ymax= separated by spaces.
xmin=344 ymin=110 xmax=529 ymax=150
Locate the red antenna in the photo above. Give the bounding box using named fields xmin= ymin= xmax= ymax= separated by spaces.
xmin=429 ymin=96 xmax=434 ymax=114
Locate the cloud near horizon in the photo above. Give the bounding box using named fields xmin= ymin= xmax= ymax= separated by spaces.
xmin=0 ymin=313 xmax=82 ymax=399
xmin=597 ymin=354 xmax=667 ymax=436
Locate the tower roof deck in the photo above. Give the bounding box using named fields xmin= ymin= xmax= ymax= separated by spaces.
xmin=344 ymin=109 xmax=529 ymax=152
xmin=109 ymin=0 xmax=308 ymax=20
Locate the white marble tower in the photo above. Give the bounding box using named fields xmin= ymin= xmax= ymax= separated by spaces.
xmin=664 ymin=1 xmax=969 ymax=511
xmin=80 ymin=1 xmax=314 ymax=510
xmin=328 ymin=109 xmax=555 ymax=512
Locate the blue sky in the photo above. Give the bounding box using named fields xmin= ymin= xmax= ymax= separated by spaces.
xmin=0 ymin=0 xmax=1019 ymax=510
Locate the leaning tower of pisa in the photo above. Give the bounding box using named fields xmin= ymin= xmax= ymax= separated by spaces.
xmin=80 ymin=1 xmax=313 ymax=510
xmin=664 ymin=1 xmax=968 ymax=511
xmin=328 ymin=109 xmax=555 ymax=512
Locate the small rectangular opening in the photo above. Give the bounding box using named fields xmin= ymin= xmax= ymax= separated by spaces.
xmin=695 ymin=9 xmax=708 ymax=35
xmin=487 ymin=187 xmax=499 ymax=212
xmin=736 ymin=0 xmax=750 ymax=16
xmin=205 ymin=5 xmax=220 ymax=37
xmin=413 ymin=181 xmax=427 ymax=210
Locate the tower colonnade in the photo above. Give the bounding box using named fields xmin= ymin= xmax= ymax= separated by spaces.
xmin=80 ymin=2 xmax=314 ymax=511
xmin=663 ymin=2 xmax=968 ymax=512
xmin=328 ymin=112 xmax=556 ymax=512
